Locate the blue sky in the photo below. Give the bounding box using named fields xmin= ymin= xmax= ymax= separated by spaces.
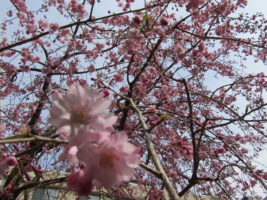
xmin=246 ymin=0 xmax=267 ymax=16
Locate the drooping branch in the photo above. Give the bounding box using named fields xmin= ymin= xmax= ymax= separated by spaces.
xmin=129 ymin=98 xmax=180 ymax=200
xmin=140 ymin=163 xmax=162 ymax=179
xmin=175 ymin=26 xmax=266 ymax=49
xmin=14 ymin=177 xmax=66 ymax=198
xmin=0 ymin=135 xmax=67 ymax=144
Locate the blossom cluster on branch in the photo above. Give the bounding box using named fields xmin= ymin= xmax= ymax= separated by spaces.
xmin=0 ymin=153 xmax=17 ymax=177
xmin=48 ymin=84 xmax=140 ymax=197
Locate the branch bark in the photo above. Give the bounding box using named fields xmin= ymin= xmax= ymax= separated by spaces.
xmin=129 ymin=98 xmax=180 ymax=200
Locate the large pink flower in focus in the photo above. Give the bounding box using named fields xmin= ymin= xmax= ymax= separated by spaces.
xmin=59 ymin=125 xmax=110 ymax=148
xmin=82 ymin=132 xmax=140 ymax=188
xmin=59 ymin=126 xmax=110 ymax=164
xmin=48 ymin=85 xmax=140 ymax=194
xmin=48 ymin=84 xmax=116 ymax=130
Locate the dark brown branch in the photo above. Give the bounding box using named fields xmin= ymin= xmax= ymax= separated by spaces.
xmin=175 ymin=27 xmax=266 ymax=49
xmin=129 ymin=98 xmax=180 ymax=200
xmin=14 ymin=177 xmax=66 ymax=198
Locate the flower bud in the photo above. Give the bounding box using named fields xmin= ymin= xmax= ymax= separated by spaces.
xmin=7 ymin=156 xmax=17 ymax=166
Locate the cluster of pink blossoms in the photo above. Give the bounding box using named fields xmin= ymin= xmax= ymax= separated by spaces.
xmin=0 ymin=153 xmax=17 ymax=177
xmin=48 ymin=85 xmax=139 ymax=197
xmin=0 ymin=125 xmax=17 ymax=178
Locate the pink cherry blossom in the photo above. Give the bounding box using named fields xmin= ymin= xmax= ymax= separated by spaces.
xmin=49 ymin=85 xmax=139 ymax=194
xmin=262 ymin=172 xmax=267 ymax=180
xmin=67 ymin=169 xmax=93 ymax=197
xmin=59 ymin=125 xmax=110 ymax=148
xmin=0 ymin=124 xmax=6 ymax=138
xmin=133 ymin=15 xmax=142 ymax=24
xmin=7 ymin=156 xmax=17 ymax=166
xmin=114 ymin=74 xmax=124 ymax=82
xmin=160 ymin=17 xmax=169 ymax=26
xmin=119 ymin=86 xmax=129 ymax=93
xmin=82 ymin=132 xmax=140 ymax=188
xmin=146 ymin=105 xmax=156 ymax=113
xmin=0 ymin=154 xmax=17 ymax=177
xmin=103 ymin=89 xmax=110 ymax=97
xmin=48 ymin=84 xmax=115 ymax=130
xmin=59 ymin=127 xmax=110 ymax=164
xmin=49 ymin=23 xmax=59 ymax=34
xmin=62 ymin=131 xmax=139 ymax=192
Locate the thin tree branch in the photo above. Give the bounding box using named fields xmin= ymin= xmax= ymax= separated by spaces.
xmin=0 ymin=135 xmax=67 ymax=144
xmin=129 ymin=98 xmax=180 ymax=200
